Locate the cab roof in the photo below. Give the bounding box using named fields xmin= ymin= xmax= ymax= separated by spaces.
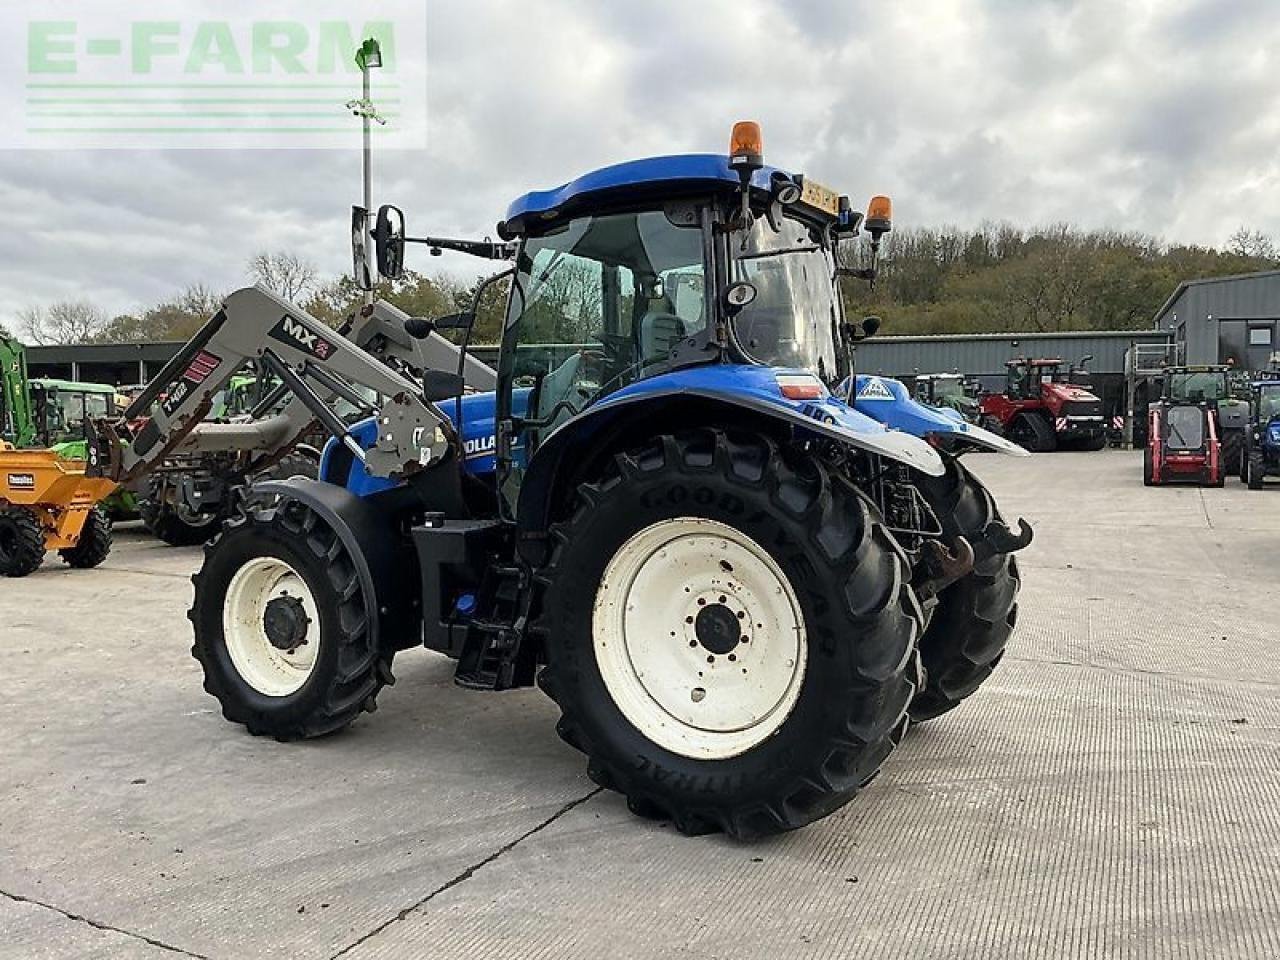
xmin=502 ymin=153 xmax=803 ymax=236
xmin=30 ymin=377 xmax=116 ymax=393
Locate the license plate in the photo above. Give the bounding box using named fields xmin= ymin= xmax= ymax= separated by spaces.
xmin=800 ymin=179 xmax=840 ymax=216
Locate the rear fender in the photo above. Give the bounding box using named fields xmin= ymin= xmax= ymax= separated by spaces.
xmin=516 ymin=367 xmax=944 ymax=551
xmin=848 ymin=375 xmax=1030 ymax=457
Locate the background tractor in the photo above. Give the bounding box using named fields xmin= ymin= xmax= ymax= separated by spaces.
xmin=1242 ymin=378 xmax=1280 ymax=489
xmin=980 ymin=357 xmax=1107 ymax=452
xmin=1159 ymin=365 xmax=1247 ymax=477
xmin=89 ymin=124 xmax=1031 ymax=837
xmin=2 ymin=335 xmax=38 ymax=447
xmin=912 ymin=373 xmax=980 ymax=423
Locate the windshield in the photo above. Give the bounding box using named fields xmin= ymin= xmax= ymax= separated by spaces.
xmin=1260 ymin=387 xmax=1280 ymax=421
xmin=932 ymin=379 xmax=964 ymax=401
xmin=48 ymin=389 xmax=110 ymax=441
xmin=730 ymin=216 xmax=840 ymax=381
xmin=1169 ymin=372 xmax=1227 ymax=402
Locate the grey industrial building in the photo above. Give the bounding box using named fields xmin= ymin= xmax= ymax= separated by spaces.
xmin=1153 ymin=269 xmax=1280 ymax=370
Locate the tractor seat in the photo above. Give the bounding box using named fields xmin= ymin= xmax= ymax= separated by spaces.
xmin=639 ymin=311 xmax=687 ymax=364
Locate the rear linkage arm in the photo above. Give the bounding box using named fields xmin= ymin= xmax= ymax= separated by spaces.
xmin=89 ymin=286 xmax=453 ymax=486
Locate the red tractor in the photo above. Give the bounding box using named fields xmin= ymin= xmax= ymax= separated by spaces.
xmin=979 ymin=358 xmax=1107 ymax=452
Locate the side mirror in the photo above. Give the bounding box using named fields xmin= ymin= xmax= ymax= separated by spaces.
xmin=351 ymin=206 xmax=373 ymax=291
xmin=844 ymin=315 xmax=881 ymax=342
xmin=404 ymin=312 xmax=474 ymax=340
xmin=723 ymin=281 xmax=757 ymax=317
xmin=374 ymin=204 xmax=406 ymax=280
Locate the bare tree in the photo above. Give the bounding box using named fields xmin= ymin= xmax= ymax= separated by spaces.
xmin=1226 ymin=227 xmax=1278 ymax=261
xmin=18 ymin=301 xmax=107 ymax=345
xmin=249 ymin=251 xmax=317 ymax=301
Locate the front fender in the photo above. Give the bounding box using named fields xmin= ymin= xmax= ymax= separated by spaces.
xmin=847 ymin=375 xmax=1030 ymax=457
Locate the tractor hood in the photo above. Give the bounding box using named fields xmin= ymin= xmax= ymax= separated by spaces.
xmin=588 ymin=366 xmax=946 ymax=476
xmin=846 ymin=375 xmax=1031 ymax=457
xmin=1043 ymin=381 xmax=1101 ymax=404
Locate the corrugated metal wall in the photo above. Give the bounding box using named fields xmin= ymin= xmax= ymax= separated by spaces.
xmin=855 ymin=330 xmax=1170 ymax=379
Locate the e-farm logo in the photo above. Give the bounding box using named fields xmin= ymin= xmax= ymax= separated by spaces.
xmin=3 ymin=1 xmax=427 ymax=149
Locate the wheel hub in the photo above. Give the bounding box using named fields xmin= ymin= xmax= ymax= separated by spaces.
xmin=263 ymin=594 xmax=309 ymax=651
xmin=694 ymin=603 xmax=741 ymax=655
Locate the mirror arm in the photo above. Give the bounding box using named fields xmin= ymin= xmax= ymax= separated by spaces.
xmin=404 ymin=236 xmax=517 ymax=260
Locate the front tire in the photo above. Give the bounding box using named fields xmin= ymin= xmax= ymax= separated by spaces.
xmin=59 ymin=507 xmax=112 ymax=569
xmin=141 ymin=476 xmax=223 ymax=547
xmin=189 ymin=500 xmax=391 ymax=739
xmin=911 ymin=458 xmax=1021 ymax=721
xmin=534 ymin=429 xmax=923 ymax=838
xmin=1248 ymin=453 xmax=1265 ymax=490
xmin=0 ymin=507 xmax=45 ymax=578
xmin=1221 ymin=429 xmax=1244 ymax=477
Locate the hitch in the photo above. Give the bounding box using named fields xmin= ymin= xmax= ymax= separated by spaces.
xmin=916 ymin=535 xmax=976 ymax=601
xmin=970 ymin=518 xmax=1034 ymax=567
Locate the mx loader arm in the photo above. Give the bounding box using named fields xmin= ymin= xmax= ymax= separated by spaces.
xmin=90 ymin=285 xmax=455 ymax=486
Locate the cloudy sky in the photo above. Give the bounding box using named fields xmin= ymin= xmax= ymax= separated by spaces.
xmin=1 ymin=0 xmax=1277 ymax=325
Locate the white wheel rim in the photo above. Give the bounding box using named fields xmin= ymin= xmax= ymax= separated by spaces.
xmin=592 ymin=518 xmax=807 ymax=761
xmin=223 ymin=557 xmax=321 ymax=697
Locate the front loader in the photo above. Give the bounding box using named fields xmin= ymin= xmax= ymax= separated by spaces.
xmin=90 ymin=123 xmax=1032 ymax=837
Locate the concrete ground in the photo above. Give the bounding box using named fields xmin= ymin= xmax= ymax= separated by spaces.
xmin=2 ymin=450 xmax=1278 ymax=960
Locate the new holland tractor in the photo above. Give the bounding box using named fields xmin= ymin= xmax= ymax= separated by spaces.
xmin=1242 ymin=378 xmax=1280 ymax=489
xmin=89 ymin=124 xmax=1031 ymax=837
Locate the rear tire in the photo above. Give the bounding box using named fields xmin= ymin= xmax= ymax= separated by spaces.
xmin=534 ymin=429 xmax=923 ymax=838
xmin=1221 ymin=429 xmax=1244 ymax=477
xmin=0 ymin=507 xmax=45 ymax=578
xmin=911 ymin=457 xmax=1021 ymax=721
xmin=58 ymin=507 xmax=112 ymax=569
xmin=1143 ymin=447 xmax=1155 ymax=486
xmin=188 ymin=500 xmax=392 ymax=740
xmin=1009 ymin=413 xmax=1056 ymax=452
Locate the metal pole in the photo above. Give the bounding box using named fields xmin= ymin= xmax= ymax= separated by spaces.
xmin=361 ymin=61 xmax=374 ymax=307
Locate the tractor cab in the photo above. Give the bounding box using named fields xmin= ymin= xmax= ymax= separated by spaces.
xmin=1004 ymin=359 xmax=1062 ymax=400
xmin=1163 ymin=366 xmax=1231 ymax=404
xmin=913 ymin=373 xmax=978 ymax=420
xmin=28 ymin=378 xmax=119 ymax=447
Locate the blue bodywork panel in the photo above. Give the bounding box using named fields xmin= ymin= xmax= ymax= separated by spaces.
xmin=324 ymin=365 xmax=959 ymax=497
xmin=846 ymin=374 xmax=1029 ymax=457
xmin=322 ymin=388 xmax=531 ymax=495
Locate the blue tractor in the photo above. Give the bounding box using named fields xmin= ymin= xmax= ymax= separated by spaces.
xmin=102 ymin=123 xmax=1032 ymax=837
xmin=1242 ymin=378 xmax=1280 ymax=489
